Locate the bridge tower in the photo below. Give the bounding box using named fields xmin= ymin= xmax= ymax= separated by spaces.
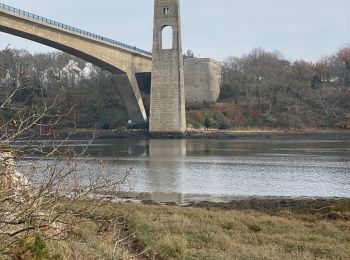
xmin=149 ymin=0 xmax=186 ymax=133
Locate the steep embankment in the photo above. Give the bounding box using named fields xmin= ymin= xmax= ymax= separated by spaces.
xmin=186 ymin=100 xmax=350 ymax=130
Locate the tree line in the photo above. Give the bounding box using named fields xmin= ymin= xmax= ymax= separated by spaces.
xmin=219 ymin=46 xmax=350 ymax=129
xmin=1 ymin=45 xmax=349 ymax=129
xmin=0 ymin=49 xmax=128 ymax=130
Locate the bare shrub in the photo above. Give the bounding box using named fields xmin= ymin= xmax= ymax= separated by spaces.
xmin=0 ymin=47 xmax=128 ymax=257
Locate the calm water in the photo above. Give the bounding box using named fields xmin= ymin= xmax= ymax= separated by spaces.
xmin=22 ymin=138 xmax=350 ymax=202
xmin=62 ymin=137 xmax=350 ymax=202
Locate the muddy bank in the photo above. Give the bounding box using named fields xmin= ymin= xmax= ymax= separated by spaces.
xmin=130 ymin=195 xmax=350 ymax=219
xmin=110 ymin=191 xmax=350 ymax=215
xmin=184 ymin=129 xmax=350 ymax=140
xmin=50 ymin=128 xmax=350 ymax=140
xmin=187 ymin=197 xmax=350 ymax=215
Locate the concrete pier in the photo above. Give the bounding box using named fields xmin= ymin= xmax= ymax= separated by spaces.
xmin=149 ymin=0 xmax=186 ymax=133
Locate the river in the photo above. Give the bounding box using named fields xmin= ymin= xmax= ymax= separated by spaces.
xmin=49 ymin=137 xmax=350 ymax=203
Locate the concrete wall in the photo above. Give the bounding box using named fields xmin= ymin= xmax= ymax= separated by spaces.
xmin=184 ymin=58 xmax=222 ymax=103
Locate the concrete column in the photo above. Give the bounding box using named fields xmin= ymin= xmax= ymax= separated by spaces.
xmin=149 ymin=0 xmax=186 ymax=133
xmin=112 ymin=72 xmax=147 ymax=125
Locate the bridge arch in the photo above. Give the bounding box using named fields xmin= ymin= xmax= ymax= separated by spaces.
xmin=1 ymin=28 xmax=125 ymax=75
xmin=0 ymin=3 xmax=152 ymax=124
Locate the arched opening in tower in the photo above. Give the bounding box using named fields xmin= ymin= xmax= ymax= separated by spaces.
xmin=161 ymin=26 xmax=173 ymax=50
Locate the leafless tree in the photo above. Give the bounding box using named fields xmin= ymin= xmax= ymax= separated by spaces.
xmin=0 ymin=47 xmax=129 ymax=256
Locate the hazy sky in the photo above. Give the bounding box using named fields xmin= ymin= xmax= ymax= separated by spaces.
xmin=0 ymin=0 xmax=349 ymax=62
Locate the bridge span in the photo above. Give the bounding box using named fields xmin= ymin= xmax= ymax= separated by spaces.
xmin=0 ymin=3 xmax=151 ymax=124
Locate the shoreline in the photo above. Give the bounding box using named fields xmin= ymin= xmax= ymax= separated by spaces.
xmin=187 ymin=197 xmax=350 ymax=214
xmin=103 ymin=191 xmax=350 ymax=214
xmin=51 ymin=128 xmax=350 ymax=140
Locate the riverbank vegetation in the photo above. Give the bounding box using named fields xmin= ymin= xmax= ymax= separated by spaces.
xmin=4 ymin=198 xmax=349 ymax=259
xmin=1 ymin=45 xmax=349 ymax=131
xmin=188 ymin=45 xmax=350 ymax=130
xmin=0 ymin=45 xmax=129 ymax=259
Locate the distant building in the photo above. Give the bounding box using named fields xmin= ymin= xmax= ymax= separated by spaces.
xmin=184 ymin=58 xmax=222 ymax=103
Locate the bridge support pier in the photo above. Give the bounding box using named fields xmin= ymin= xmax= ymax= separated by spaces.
xmin=112 ymin=72 xmax=147 ymax=125
xmin=149 ymin=0 xmax=186 ymax=134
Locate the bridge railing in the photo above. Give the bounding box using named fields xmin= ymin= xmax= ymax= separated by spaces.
xmin=0 ymin=2 xmax=152 ymax=56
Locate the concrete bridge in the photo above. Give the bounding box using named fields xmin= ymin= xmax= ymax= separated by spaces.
xmin=0 ymin=3 xmax=151 ymax=124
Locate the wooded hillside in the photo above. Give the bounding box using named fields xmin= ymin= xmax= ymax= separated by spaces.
xmin=1 ymin=46 xmax=349 ymax=130
xmin=188 ymin=46 xmax=350 ymax=129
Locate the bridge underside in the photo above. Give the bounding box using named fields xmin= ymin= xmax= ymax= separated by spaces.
xmin=0 ymin=8 xmax=152 ymax=124
xmin=0 ymin=25 xmax=125 ymax=74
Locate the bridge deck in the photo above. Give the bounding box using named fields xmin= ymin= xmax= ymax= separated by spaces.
xmin=0 ymin=2 xmax=152 ymax=57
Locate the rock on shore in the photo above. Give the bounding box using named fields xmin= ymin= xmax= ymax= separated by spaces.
xmin=0 ymin=151 xmax=34 ymax=202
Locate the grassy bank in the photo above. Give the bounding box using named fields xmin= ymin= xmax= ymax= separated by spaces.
xmin=32 ymin=199 xmax=350 ymax=260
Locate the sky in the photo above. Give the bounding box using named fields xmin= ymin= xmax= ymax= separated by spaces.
xmin=0 ymin=0 xmax=349 ymax=62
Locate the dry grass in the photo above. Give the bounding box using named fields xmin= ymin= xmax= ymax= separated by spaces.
xmin=120 ymin=204 xmax=350 ymax=259
xmin=48 ymin=220 xmax=135 ymax=260
xmin=44 ymin=200 xmax=350 ymax=260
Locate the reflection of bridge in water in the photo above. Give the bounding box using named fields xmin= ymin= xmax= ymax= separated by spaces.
xmin=50 ymin=137 xmax=350 ymax=203
xmin=147 ymin=139 xmax=186 ymax=203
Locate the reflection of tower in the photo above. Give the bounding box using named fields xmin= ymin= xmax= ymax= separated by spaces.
xmin=149 ymin=139 xmax=187 ymax=158
xmin=147 ymin=139 xmax=187 ymax=203
xmin=149 ymin=0 xmax=186 ymax=133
